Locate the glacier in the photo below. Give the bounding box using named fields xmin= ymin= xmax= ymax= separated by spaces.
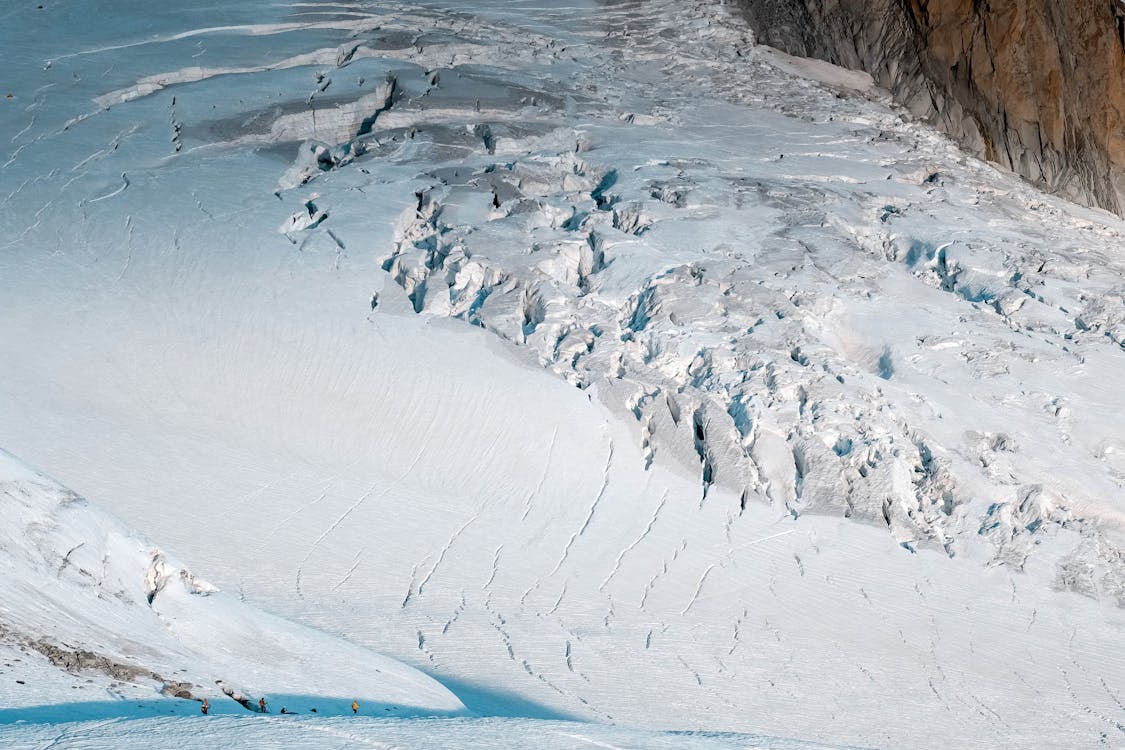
xmin=0 ymin=0 xmax=1123 ymax=747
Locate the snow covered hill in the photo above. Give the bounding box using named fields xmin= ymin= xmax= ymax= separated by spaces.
xmin=1 ymin=0 xmax=1123 ymax=747
xmin=0 ymin=449 xmax=464 ymax=719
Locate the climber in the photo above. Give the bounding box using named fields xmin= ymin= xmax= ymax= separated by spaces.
xmin=259 ymin=696 xmax=267 ymax=713
xmin=201 ymin=698 xmax=210 ymax=715
xmin=352 ymin=699 xmax=359 ymax=714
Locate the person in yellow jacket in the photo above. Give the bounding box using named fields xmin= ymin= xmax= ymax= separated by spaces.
xmin=351 ymin=700 xmax=359 ymax=714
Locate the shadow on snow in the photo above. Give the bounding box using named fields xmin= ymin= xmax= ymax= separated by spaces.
xmin=0 ymin=693 xmax=464 ymax=726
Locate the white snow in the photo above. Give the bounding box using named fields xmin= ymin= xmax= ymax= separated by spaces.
xmin=0 ymin=450 xmax=464 ymax=718
xmin=0 ymin=716 xmax=861 ymax=750
xmin=0 ymin=0 xmax=1123 ymax=748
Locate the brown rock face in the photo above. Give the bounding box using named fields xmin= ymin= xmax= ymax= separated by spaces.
xmin=738 ymin=0 xmax=1125 ymax=214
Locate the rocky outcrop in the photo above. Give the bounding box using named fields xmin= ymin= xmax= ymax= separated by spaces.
xmin=737 ymin=0 xmax=1125 ymax=215
xmin=0 ymin=625 xmax=201 ymax=700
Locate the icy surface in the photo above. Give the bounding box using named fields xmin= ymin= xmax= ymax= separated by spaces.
xmin=1 ymin=0 xmax=1124 ymax=747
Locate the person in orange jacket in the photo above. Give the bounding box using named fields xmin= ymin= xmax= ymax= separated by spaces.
xmin=351 ymin=699 xmax=359 ymax=714
xmin=259 ymin=697 xmax=267 ymax=713
xmin=201 ymin=698 xmax=210 ymax=715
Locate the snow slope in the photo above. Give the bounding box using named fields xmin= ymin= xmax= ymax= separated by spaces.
xmin=0 ymin=452 xmax=848 ymax=748
xmin=0 ymin=449 xmax=464 ymax=719
xmin=1 ymin=0 xmax=1123 ymax=747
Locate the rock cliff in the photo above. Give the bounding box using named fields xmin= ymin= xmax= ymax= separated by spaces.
xmin=738 ymin=0 xmax=1125 ymax=215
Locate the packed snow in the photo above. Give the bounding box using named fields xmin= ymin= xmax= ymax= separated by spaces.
xmin=1 ymin=0 xmax=1123 ymax=748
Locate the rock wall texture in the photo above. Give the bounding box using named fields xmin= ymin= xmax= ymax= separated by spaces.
xmin=738 ymin=0 xmax=1125 ymax=214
